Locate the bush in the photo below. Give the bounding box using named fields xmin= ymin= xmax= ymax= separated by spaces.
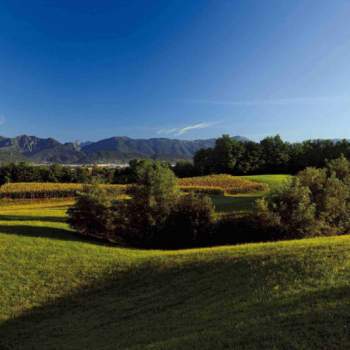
xmin=214 ymin=213 xmax=275 ymax=245
xmin=254 ymin=156 xmax=350 ymax=239
xmin=160 ymin=193 xmax=215 ymax=248
xmin=68 ymin=160 xmax=219 ymax=248
xmin=255 ymin=178 xmax=319 ymax=239
xmin=110 ymin=160 xmax=179 ymax=246
xmin=326 ymin=155 xmax=350 ymax=181
xmin=67 ymin=185 xmax=113 ymax=240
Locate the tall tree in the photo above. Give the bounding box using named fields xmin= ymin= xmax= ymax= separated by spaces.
xmin=212 ymin=135 xmax=243 ymax=174
xmin=260 ymin=135 xmax=290 ymax=173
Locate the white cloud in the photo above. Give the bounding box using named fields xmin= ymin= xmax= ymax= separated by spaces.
xmin=176 ymin=122 xmax=213 ymax=135
xmin=158 ymin=122 xmax=215 ymax=136
xmin=0 ymin=115 xmax=6 ymax=125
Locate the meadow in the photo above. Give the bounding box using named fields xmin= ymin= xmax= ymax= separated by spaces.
xmin=0 ymin=198 xmax=349 ymax=349
xmin=1 ymin=173 xmax=349 ymax=349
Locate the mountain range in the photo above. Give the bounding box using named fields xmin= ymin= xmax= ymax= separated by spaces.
xmin=0 ymin=135 xmax=248 ymax=164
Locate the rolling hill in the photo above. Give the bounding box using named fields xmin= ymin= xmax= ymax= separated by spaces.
xmin=0 ymin=200 xmax=349 ymax=349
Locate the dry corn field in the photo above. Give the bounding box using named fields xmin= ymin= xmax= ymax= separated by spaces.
xmin=178 ymin=174 xmax=268 ymax=194
xmin=0 ymin=183 xmax=128 ymax=199
xmin=0 ymin=175 xmax=268 ymax=200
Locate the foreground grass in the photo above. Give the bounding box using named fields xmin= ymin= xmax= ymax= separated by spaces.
xmin=0 ymin=201 xmax=349 ymax=349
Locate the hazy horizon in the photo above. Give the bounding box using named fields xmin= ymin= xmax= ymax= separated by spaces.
xmin=1 ymin=133 xmax=349 ymax=145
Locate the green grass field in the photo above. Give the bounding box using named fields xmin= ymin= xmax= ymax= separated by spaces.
xmin=211 ymin=174 xmax=291 ymax=213
xmin=0 ymin=195 xmax=350 ymax=349
xmin=244 ymin=174 xmax=292 ymax=191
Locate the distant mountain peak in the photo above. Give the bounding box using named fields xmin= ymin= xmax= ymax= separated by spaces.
xmin=0 ymin=134 xmax=247 ymax=164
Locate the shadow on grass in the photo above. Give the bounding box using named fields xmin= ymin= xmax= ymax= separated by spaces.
xmin=211 ymin=195 xmax=261 ymax=213
xmin=0 ymin=215 xmax=67 ymax=223
xmin=0 ymin=224 xmax=85 ymax=242
xmin=0 ymin=255 xmax=349 ymax=350
xmin=0 ymin=225 xmax=114 ymax=247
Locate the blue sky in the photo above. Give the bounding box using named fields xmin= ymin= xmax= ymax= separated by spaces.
xmin=0 ymin=0 xmax=350 ymax=142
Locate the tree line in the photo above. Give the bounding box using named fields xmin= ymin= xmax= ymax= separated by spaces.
xmin=176 ymin=135 xmax=350 ymax=176
xmin=0 ymin=162 xmax=137 ymax=185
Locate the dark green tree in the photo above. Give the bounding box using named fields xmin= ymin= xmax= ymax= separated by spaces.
xmin=235 ymin=141 xmax=263 ymax=174
xmin=164 ymin=193 xmax=215 ymax=247
xmin=173 ymin=160 xmax=196 ymax=178
xmin=112 ymin=160 xmax=179 ymax=245
xmin=212 ymin=135 xmax=242 ymax=174
xmin=260 ymin=135 xmax=290 ymax=173
xmin=193 ymin=148 xmax=214 ymax=175
xmin=67 ymin=185 xmax=112 ymax=239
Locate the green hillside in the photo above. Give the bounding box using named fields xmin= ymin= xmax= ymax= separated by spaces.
xmin=0 ymin=200 xmax=349 ymax=349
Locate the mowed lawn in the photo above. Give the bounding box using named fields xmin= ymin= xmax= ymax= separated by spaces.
xmin=0 ymin=198 xmax=350 ymax=349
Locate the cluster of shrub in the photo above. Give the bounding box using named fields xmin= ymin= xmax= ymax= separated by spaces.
xmin=68 ymin=157 xmax=350 ymax=248
xmin=68 ymin=160 xmax=215 ymax=248
xmin=256 ymin=155 xmax=350 ymax=238
xmin=173 ymin=135 xmax=350 ymax=177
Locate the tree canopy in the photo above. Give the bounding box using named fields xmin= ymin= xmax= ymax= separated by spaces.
xmin=191 ymin=135 xmax=350 ymax=176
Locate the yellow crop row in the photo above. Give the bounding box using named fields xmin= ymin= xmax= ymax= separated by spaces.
xmin=0 ymin=175 xmax=267 ymax=200
xmin=0 ymin=183 xmax=128 ymax=199
xmin=178 ymin=174 xmax=268 ymax=194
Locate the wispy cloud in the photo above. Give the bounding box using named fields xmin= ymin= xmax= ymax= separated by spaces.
xmin=157 ymin=122 xmax=216 ymax=136
xmin=186 ymin=96 xmax=349 ymax=106
xmin=177 ymin=122 xmax=213 ymax=135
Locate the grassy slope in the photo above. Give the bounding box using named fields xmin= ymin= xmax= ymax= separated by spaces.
xmin=0 ymin=201 xmax=349 ymax=349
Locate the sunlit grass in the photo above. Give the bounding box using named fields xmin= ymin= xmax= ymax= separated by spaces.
xmin=0 ymin=199 xmax=349 ymax=349
xmin=243 ymin=174 xmax=292 ymax=190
